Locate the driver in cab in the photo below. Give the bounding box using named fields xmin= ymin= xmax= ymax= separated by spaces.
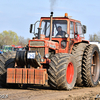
xmin=56 ymin=26 xmax=66 ymax=37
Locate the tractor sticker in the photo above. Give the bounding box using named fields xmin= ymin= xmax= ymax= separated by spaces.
xmin=50 ymin=44 xmax=56 ymax=49
xmin=27 ymin=53 xmax=35 ymax=59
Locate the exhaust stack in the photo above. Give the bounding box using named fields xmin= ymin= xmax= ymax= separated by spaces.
xmin=50 ymin=12 xmax=53 ymax=41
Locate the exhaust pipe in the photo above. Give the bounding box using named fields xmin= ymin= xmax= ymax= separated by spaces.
xmin=50 ymin=12 xmax=53 ymax=41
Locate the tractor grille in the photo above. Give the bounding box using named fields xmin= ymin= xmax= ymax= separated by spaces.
xmin=30 ymin=47 xmax=45 ymax=58
xmin=30 ymin=41 xmax=44 ymax=46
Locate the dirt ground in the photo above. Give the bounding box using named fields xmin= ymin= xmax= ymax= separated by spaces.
xmin=0 ymin=84 xmax=100 ymax=100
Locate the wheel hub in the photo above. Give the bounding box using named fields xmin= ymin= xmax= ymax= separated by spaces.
xmin=66 ymin=62 xmax=74 ymax=84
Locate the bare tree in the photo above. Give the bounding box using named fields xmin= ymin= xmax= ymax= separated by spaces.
xmin=89 ymin=33 xmax=100 ymax=42
xmin=18 ymin=36 xmax=30 ymax=46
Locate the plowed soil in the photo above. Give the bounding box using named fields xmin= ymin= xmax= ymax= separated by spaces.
xmin=0 ymin=84 xmax=100 ymax=100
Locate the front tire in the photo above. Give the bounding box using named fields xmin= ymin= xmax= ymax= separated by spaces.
xmin=48 ymin=53 xmax=77 ymax=90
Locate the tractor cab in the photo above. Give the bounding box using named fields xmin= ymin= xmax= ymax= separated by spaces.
xmin=41 ymin=19 xmax=68 ymax=38
xmin=30 ymin=12 xmax=87 ymax=54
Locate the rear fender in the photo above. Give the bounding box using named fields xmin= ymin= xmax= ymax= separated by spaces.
xmin=70 ymin=40 xmax=89 ymax=54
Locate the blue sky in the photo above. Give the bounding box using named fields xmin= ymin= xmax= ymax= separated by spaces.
xmin=0 ymin=0 xmax=100 ymax=40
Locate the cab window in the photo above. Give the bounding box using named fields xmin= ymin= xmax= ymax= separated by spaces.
xmin=76 ymin=23 xmax=83 ymax=37
xmin=41 ymin=20 xmax=67 ymax=38
xmin=70 ymin=21 xmax=74 ymax=38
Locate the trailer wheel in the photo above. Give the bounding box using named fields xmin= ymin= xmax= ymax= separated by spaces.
xmin=82 ymin=44 xmax=99 ymax=86
xmin=48 ymin=53 xmax=77 ymax=90
xmin=0 ymin=51 xmax=16 ymax=87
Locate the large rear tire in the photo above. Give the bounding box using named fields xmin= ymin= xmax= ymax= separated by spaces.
xmin=82 ymin=44 xmax=99 ymax=86
xmin=0 ymin=51 xmax=16 ymax=87
xmin=48 ymin=53 xmax=77 ymax=90
xmin=71 ymin=43 xmax=87 ymax=86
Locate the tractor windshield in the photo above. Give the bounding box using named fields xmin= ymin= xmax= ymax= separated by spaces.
xmin=41 ymin=20 xmax=67 ymax=38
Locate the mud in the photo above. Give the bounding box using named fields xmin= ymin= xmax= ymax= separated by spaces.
xmin=0 ymin=84 xmax=100 ymax=100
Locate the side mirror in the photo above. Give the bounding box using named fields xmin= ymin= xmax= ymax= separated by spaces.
xmin=30 ymin=20 xmax=40 ymax=34
xmin=82 ymin=25 xmax=86 ymax=34
xmin=30 ymin=24 xmax=33 ymax=33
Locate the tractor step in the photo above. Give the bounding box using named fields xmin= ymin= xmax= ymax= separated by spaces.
xmin=7 ymin=68 xmax=48 ymax=85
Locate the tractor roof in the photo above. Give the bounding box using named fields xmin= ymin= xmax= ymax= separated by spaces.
xmin=40 ymin=13 xmax=81 ymax=23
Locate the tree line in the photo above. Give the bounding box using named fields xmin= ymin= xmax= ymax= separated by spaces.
xmin=89 ymin=32 xmax=100 ymax=42
xmin=0 ymin=30 xmax=30 ymax=47
xmin=0 ymin=30 xmax=99 ymax=47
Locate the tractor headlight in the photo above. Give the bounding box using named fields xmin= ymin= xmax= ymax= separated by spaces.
xmin=65 ymin=34 xmax=69 ymax=38
xmin=45 ymin=54 xmax=49 ymax=58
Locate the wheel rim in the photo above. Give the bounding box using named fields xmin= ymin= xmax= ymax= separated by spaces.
xmin=66 ymin=62 xmax=74 ymax=84
xmin=91 ymin=51 xmax=99 ymax=82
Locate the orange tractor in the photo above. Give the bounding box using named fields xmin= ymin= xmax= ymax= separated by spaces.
xmin=0 ymin=12 xmax=99 ymax=90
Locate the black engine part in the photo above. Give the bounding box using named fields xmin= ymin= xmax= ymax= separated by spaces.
xmin=15 ymin=51 xmax=41 ymax=68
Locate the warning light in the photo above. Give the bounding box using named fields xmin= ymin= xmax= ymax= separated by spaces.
xmin=65 ymin=13 xmax=68 ymax=17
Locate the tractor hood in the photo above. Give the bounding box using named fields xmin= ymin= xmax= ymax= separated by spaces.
xmin=29 ymin=39 xmax=59 ymax=50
